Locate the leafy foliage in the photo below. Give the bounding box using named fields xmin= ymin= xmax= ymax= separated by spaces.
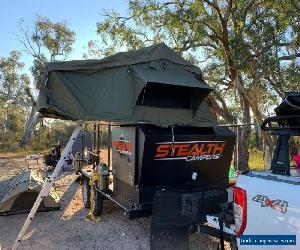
xmin=94 ymin=0 xmax=299 ymax=114
xmin=18 ymin=16 xmax=76 ymax=148
xmin=0 ymin=51 xmax=31 ymax=147
xmin=92 ymin=0 xmax=299 ymax=170
xmin=19 ymin=16 xmax=76 ymax=62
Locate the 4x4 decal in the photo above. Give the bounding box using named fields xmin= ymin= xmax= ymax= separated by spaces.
xmin=252 ymin=194 xmax=288 ymax=214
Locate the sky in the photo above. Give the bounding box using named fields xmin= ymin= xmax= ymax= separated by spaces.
xmin=0 ymin=0 xmax=128 ymax=72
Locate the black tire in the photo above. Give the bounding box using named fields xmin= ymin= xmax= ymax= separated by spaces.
xmin=93 ymin=187 xmax=103 ymax=216
xmin=82 ymin=179 xmax=91 ymax=208
xmin=229 ymin=235 xmax=238 ymax=250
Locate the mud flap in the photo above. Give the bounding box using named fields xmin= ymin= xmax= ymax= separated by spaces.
xmin=150 ymin=188 xmax=227 ymax=250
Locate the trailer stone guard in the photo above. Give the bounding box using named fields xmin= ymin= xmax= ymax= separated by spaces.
xmin=21 ymin=44 xmax=237 ymax=249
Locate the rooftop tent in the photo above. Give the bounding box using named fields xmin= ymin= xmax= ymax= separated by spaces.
xmin=37 ymin=43 xmax=217 ymax=127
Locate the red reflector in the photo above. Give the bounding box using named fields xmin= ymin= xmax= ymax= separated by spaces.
xmin=233 ymin=186 xmax=247 ymax=237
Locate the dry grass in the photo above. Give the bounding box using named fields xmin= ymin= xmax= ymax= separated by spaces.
xmin=0 ymin=149 xmax=50 ymax=158
xmin=0 ymin=155 xmax=228 ymax=250
xmin=248 ymin=149 xmax=265 ymax=171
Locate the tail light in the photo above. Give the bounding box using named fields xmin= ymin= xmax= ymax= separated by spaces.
xmin=233 ymin=186 xmax=247 ymax=237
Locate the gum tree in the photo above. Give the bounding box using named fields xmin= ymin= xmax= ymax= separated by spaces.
xmin=0 ymin=51 xmax=31 ymax=146
xmin=19 ymin=16 xmax=76 ymax=147
xmin=92 ymin=0 xmax=300 ymax=170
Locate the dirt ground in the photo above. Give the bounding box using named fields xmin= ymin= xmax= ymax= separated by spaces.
xmin=0 ymin=155 xmax=229 ymax=250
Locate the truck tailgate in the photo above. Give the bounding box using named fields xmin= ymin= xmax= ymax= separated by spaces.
xmin=237 ymin=171 xmax=300 ymax=249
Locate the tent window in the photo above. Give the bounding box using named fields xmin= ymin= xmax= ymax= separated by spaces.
xmin=136 ymin=82 xmax=191 ymax=109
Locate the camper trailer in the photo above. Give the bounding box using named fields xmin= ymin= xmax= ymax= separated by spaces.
xmin=37 ymin=43 xmax=237 ymax=249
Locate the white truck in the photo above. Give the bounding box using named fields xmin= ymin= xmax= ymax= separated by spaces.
xmin=234 ymin=92 xmax=300 ymax=249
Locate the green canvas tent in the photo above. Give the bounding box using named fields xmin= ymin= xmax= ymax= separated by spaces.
xmin=37 ymin=43 xmax=217 ymax=127
xmin=0 ymin=170 xmax=60 ymax=215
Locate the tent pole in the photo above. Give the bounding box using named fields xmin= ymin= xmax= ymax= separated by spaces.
xmin=12 ymin=125 xmax=81 ymax=250
xmin=97 ymin=123 xmax=100 ymax=155
xmin=93 ymin=123 xmax=96 ymax=152
xmin=81 ymin=132 xmax=84 ymax=163
xmin=108 ymin=123 xmax=111 ymax=167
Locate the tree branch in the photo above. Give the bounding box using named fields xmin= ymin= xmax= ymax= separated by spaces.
xmin=24 ymin=87 xmax=36 ymax=106
xmin=203 ymin=0 xmax=224 ymax=24
xmin=18 ymin=22 xmax=40 ymax=59
xmin=207 ymin=95 xmax=234 ymax=123
xmin=292 ymin=0 xmax=300 ymax=12
xmin=224 ymin=0 xmax=233 ymax=23
xmin=279 ymin=53 xmax=300 ymax=60
xmin=179 ymin=39 xmax=217 ymax=51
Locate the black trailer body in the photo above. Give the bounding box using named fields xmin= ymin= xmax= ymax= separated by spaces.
xmin=109 ymin=125 xmax=235 ymax=218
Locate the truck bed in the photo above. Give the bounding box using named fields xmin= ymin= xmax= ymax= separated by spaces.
xmin=245 ymin=168 xmax=300 ymax=185
xmin=236 ymin=169 xmax=300 ymax=249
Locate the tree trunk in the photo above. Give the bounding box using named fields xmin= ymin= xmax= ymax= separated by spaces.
xmin=254 ymin=123 xmax=261 ymax=149
xmin=207 ymin=95 xmax=234 ymax=123
xmin=20 ymin=104 xmax=42 ymax=148
xmin=261 ymin=130 xmax=275 ymax=170
xmin=237 ymin=95 xmax=251 ymax=172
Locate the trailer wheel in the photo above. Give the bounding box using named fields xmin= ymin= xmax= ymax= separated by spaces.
xmin=82 ymin=179 xmax=91 ymax=208
xmin=92 ymin=187 xmax=103 ymax=216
